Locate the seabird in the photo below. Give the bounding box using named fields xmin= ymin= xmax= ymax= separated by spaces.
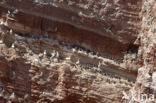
xmin=65 ymin=56 xmax=71 ymax=60
xmin=13 ymin=9 xmax=19 ymax=14
xmin=76 ymin=59 xmax=80 ymax=65
xmin=56 ymin=51 xmax=59 ymax=58
xmin=12 ymin=71 xmax=16 ymax=79
xmin=0 ymin=40 xmax=3 ymax=44
xmin=33 ymin=58 xmax=38 ymax=62
xmin=8 ymin=10 xmax=11 ymax=14
xmin=0 ymin=21 xmax=4 ymax=25
xmin=43 ymin=50 xmax=47 ymax=55
xmin=0 ymin=89 xmax=5 ymax=97
xmin=39 ymin=53 xmax=43 ymax=57
xmin=72 ymin=48 xmax=76 ymax=52
xmin=51 ymin=52 xmax=55 ymax=58
xmin=24 ymin=94 xmax=29 ymax=99
xmin=10 ymin=29 xmax=13 ymax=34
xmin=11 ymin=43 xmax=15 ymax=48
xmin=9 ymin=92 xmax=18 ymax=102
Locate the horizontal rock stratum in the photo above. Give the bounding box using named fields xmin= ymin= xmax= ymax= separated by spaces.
xmin=0 ymin=0 xmax=142 ymax=59
xmin=0 ymin=0 xmax=155 ymax=103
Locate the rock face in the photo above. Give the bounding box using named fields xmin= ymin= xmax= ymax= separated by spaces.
xmin=0 ymin=26 xmax=134 ymax=103
xmin=129 ymin=0 xmax=156 ymax=102
xmin=0 ymin=0 xmax=155 ymax=103
xmin=0 ymin=0 xmax=142 ymax=59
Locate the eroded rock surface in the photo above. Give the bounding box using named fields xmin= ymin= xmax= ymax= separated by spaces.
xmin=0 ymin=0 xmax=142 ymax=59
xmin=0 ymin=0 xmax=155 ymax=103
xmin=0 ymin=26 xmax=134 ymax=103
xmin=129 ymin=0 xmax=156 ymax=102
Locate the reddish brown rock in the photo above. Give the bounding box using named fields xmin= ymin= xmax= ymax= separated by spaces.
xmin=129 ymin=0 xmax=156 ymax=102
xmin=0 ymin=0 xmax=142 ymax=59
xmin=0 ymin=0 xmax=155 ymax=103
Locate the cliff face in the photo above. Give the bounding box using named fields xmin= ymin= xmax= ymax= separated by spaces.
xmin=0 ymin=0 xmax=155 ymax=103
xmin=0 ymin=0 xmax=142 ymax=59
xmin=130 ymin=0 xmax=156 ymax=102
xmin=0 ymin=26 xmax=134 ymax=103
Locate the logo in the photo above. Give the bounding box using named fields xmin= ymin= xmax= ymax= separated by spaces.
xmin=122 ymin=90 xmax=155 ymax=103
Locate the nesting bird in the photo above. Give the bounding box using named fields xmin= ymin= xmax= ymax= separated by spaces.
xmin=65 ymin=56 xmax=71 ymax=60
xmin=13 ymin=9 xmax=19 ymax=14
xmin=76 ymin=59 xmax=80 ymax=65
xmin=33 ymin=58 xmax=39 ymax=62
xmin=39 ymin=72 xmax=43 ymax=77
xmin=0 ymin=89 xmax=5 ymax=97
xmin=24 ymin=94 xmax=29 ymax=100
xmin=98 ymin=61 xmax=102 ymax=69
xmin=39 ymin=53 xmax=43 ymax=58
xmin=43 ymin=50 xmax=47 ymax=55
xmin=0 ymin=21 xmax=4 ymax=25
xmin=50 ymin=50 xmax=57 ymax=59
xmin=8 ymin=10 xmax=11 ymax=14
xmin=56 ymin=51 xmax=59 ymax=58
xmin=11 ymin=43 xmax=15 ymax=48
xmin=72 ymin=48 xmax=76 ymax=52
xmin=9 ymin=92 xmax=18 ymax=102
xmin=51 ymin=52 xmax=55 ymax=58
xmin=10 ymin=29 xmax=13 ymax=34
xmin=62 ymin=61 xmax=67 ymax=65
xmin=0 ymin=40 xmax=3 ymax=44
xmin=11 ymin=71 xmax=16 ymax=79
xmin=122 ymin=91 xmax=129 ymax=100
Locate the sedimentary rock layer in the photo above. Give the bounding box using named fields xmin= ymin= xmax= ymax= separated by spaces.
xmin=0 ymin=0 xmax=142 ymax=59
xmin=0 ymin=0 xmax=155 ymax=103
xmin=0 ymin=26 xmax=134 ymax=103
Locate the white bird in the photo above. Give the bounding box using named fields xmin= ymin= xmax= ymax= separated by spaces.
xmin=12 ymin=71 xmax=16 ymax=79
xmin=51 ymin=52 xmax=55 ymax=58
xmin=24 ymin=94 xmax=29 ymax=99
xmin=0 ymin=89 xmax=5 ymax=97
xmin=0 ymin=40 xmax=3 ymax=44
xmin=7 ymin=16 xmax=15 ymax=21
xmin=122 ymin=91 xmax=129 ymax=100
xmin=72 ymin=48 xmax=76 ymax=52
xmin=84 ymin=52 xmax=87 ymax=55
xmin=79 ymin=11 xmax=84 ymax=16
xmin=76 ymin=59 xmax=80 ymax=65
xmin=39 ymin=72 xmax=43 ymax=77
xmin=0 ymin=21 xmax=4 ymax=25
xmin=62 ymin=62 xmax=67 ymax=65
xmin=98 ymin=61 xmax=101 ymax=69
xmin=33 ymin=58 xmax=38 ymax=62
xmin=56 ymin=51 xmax=59 ymax=58
xmin=38 ymin=53 xmax=43 ymax=58
xmin=11 ymin=43 xmax=15 ymax=48
xmin=65 ymin=56 xmax=71 ymax=60
xmin=10 ymin=29 xmax=13 ymax=34
xmin=13 ymin=9 xmax=18 ymax=14
xmin=8 ymin=10 xmax=11 ymax=14
xmin=43 ymin=50 xmax=47 ymax=55
xmin=9 ymin=92 xmax=18 ymax=102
